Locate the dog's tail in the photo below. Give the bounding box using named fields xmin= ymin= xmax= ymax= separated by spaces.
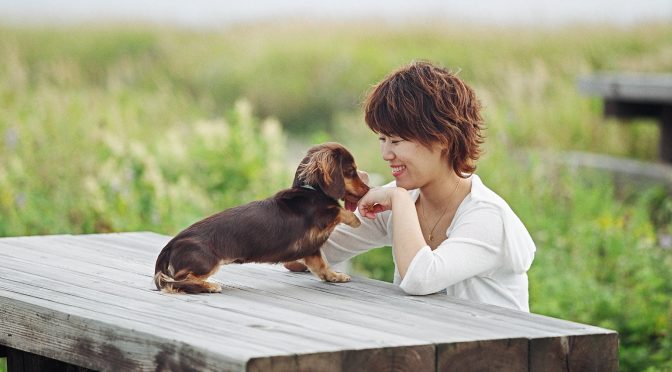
xmin=154 ymin=245 xmax=177 ymax=292
xmin=154 ymin=272 xmax=220 ymax=294
xmin=154 ymin=243 xmax=221 ymax=294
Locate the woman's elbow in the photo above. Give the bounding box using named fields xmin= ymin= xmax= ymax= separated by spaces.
xmin=399 ymin=280 xmax=441 ymax=296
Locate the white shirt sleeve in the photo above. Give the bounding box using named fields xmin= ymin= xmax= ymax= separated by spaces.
xmin=399 ymin=204 xmax=504 ymax=295
xmin=321 ymin=209 xmax=391 ymax=266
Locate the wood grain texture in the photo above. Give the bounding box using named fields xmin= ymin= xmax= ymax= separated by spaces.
xmin=529 ymin=334 xmax=619 ymax=372
xmin=247 ymin=345 xmax=435 ymax=372
xmin=0 ymin=232 xmax=618 ymax=371
xmin=437 ymin=338 xmax=528 ymax=371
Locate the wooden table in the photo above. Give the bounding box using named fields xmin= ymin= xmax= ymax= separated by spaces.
xmin=0 ymin=232 xmax=618 ymax=371
xmin=578 ymin=73 xmax=672 ymax=163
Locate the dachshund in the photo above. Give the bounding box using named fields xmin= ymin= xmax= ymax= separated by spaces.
xmin=154 ymin=142 xmax=370 ymax=294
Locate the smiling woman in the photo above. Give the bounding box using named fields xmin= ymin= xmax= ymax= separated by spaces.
xmin=293 ymin=61 xmax=537 ymax=312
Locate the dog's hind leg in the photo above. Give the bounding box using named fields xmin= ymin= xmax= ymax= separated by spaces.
xmin=169 ymin=273 xmax=223 ymax=294
xmin=304 ymin=253 xmax=351 ymax=283
xmin=162 ymin=239 xmax=224 ymax=294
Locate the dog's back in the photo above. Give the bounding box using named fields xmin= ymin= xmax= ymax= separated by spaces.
xmin=154 ymin=188 xmax=341 ymax=293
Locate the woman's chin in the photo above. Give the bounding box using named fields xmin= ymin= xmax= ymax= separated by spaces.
xmin=394 ymin=179 xmax=414 ymax=189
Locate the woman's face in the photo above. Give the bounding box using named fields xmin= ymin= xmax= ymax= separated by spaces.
xmin=378 ymin=134 xmax=449 ymax=189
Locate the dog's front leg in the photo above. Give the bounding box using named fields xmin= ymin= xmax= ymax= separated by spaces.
xmin=338 ymin=209 xmax=361 ymax=228
xmin=303 ymin=253 xmax=351 ymax=283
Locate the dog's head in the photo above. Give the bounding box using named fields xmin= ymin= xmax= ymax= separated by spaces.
xmin=293 ymin=142 xmax=370 ymax=211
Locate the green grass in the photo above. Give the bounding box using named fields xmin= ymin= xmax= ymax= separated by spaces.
xmin=1 ymin=21 xmax=671 ymax=370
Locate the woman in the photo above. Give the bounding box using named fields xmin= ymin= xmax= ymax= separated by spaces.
xmin=289 ymin=61 xmax=536 ymax=312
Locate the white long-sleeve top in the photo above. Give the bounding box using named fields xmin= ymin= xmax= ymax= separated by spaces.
xmin=322 ymin=174 xmax=536 ymax=312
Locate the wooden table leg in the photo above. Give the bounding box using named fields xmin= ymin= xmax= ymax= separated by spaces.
xmin=660 ymin=106 xmax=672 ymax=164
xmin=5 ymin=348 xmax=94 ymax=372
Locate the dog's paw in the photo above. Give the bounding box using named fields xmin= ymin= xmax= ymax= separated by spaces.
xmin=323 ymin=271 xmax=351 ymax=283
xmin=205 ymin=282 xmax=223 ymax=293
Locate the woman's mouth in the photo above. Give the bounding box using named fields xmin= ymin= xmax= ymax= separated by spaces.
xmin=391 ymin=165 xmax=406 ymax=178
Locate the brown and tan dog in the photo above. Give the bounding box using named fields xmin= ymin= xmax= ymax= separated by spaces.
xmin=154 ymin=142 xmax=369 ymax=294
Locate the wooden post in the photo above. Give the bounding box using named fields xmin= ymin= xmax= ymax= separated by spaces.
xmin=660 ymin=106 xmax=672 ymax=163
xmin=5 ymin=348 xmax=93 ymax=372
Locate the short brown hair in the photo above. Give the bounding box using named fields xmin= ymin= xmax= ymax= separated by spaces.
xmin=364 ymin=60 xmax=484 ymax=176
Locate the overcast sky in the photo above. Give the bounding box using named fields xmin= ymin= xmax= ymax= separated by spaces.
xmin=0 ymin=0 xmax=670 ymax=28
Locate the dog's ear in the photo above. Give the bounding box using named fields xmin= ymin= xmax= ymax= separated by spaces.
xmin=293 ymin=146 xmax=345 ymax=200
xmin=292 ymin=154 xmax=313 ymax=188
xmin=318 ymin=150 xmax=345 ymax=200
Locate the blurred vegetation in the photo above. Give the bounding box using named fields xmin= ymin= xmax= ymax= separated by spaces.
xmin=0 ymin=21 xmax=671 ymax=371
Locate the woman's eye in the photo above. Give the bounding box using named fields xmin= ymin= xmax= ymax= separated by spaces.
xmin=378 ymin=136 xmax=403 ymax=144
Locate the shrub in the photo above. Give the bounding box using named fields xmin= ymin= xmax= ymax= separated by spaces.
xmin=0 ymin=99 xmax=290 ymax=236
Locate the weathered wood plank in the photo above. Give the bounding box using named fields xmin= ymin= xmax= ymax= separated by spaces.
xmin=0 ymin=260 xmax=420 ymax=354
xmin=437 ymin=338 xmax=528 ymax=371
xmin=0 ymin=236 xmax=551 ymax=341
xmin=529 ymin=334 xmax=619 ymax=372
xmin=577 ymin=73 xmax=672 ymax=103
xmin=0 ymin=241 xmax=591 ymax=347
xmin=0 ymin=295 xmax=246 ymax=372
xmin=0 ymin=233 xmax=613 ymax=342
xmin=247 ymin=345 xmax=435 ymax=372
xmin=0 ymin=240 xmax=442 ymax=369
xmin=0 ymin=233 xmax=619 ymax=371
xmin=84 ymin=232 xmax=600 ymax=339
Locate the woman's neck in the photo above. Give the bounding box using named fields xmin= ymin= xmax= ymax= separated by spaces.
xmin=419 ymin=172 xmax=469 ymax=213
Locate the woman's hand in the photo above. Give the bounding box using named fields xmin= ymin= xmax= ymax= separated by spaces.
xmin=357 ymin=187 xmax=403 ymax=219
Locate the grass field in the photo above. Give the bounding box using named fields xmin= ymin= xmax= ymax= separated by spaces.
xmin=0 ymin=21 xmax=671 ymax=370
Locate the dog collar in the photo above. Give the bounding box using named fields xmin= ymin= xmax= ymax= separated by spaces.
xmin=300 ymin=184 xmax=317 ymax=191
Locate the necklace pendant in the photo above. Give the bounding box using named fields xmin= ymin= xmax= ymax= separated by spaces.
xmin=428 ymin=234 xmax=433 ymax=242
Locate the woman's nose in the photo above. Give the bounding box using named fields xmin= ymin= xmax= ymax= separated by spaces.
xmin=381 ymin=144 xmax=395 ymax=161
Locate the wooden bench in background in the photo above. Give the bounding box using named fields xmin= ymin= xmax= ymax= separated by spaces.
xmin=0 ymin=232 xmax=618 ymax=371
xmin=578 ymin=73 xmax=672 ymax=163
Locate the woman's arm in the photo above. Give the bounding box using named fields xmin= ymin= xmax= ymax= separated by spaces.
xmin=285 ymin=173 xmax=389 ymax=272
xmin=358 ymin=186 xmax=426 ymax=278
xmin=399 ymin=205 xmax=504 ymax=295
